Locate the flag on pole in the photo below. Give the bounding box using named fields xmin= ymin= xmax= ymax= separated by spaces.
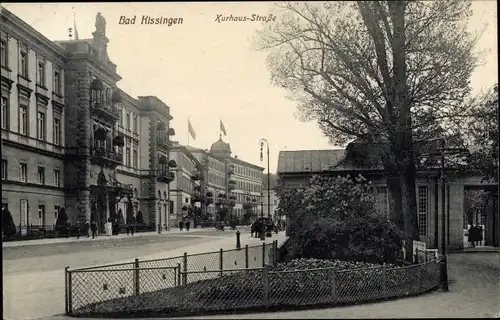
xmin=220 ymin=119 xmax=227 ymax=136
xmin=74 ymin=13 xmax=79 ymax=40
xmin=188 ymin=119 xmax=196 ymax=140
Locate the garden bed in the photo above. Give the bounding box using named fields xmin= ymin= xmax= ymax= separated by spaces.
xmin=69 ymin=258 xmax=439 ymax=317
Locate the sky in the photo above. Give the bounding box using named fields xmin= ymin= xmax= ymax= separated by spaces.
xmin=2 ymin=1 xmax=497 ymax=174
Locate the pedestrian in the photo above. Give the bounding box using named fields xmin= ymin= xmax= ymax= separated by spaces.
xmin=130 ymin=223 xmax=135 ymax=236
xmin=468 ymin=224 xmax=475 ymax=248
xmin=179 ymin=220 xmax=183 ymax=231
xmin=91 ymin=220 xmax=97 ymax=239
xmin=185 ymin=217 xmax=190 ymax=231
xmin=126 ymin=224 xmax=130 ymax=235
xmin=65 ymin=220 xmax=71 ymax=239
xmin=84 ymin=221 xmax=90 ymax=237
xmin=75 ymin=221 xmax=81 ymax=239
xmin=477 ymin=225 xmax=483 ymax=246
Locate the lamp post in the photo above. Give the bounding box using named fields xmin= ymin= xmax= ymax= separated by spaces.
xmin=439 ymin=137 xmax=448 ymax=292
xmin=260 ymin=138 xmax=271 ymax=239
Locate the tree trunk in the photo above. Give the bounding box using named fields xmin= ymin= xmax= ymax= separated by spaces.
xmin=387 ymin=177 xmax=404 ymax=229
xmin=399 ymin=163 xmax=420 ymax=260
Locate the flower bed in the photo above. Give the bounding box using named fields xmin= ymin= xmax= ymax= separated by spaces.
xmin=70 ymin=258 xmax=439 ymax=318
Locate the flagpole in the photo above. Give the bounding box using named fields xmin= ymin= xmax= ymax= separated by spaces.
xmin=219 ymin=117 xmax=222 ymax=140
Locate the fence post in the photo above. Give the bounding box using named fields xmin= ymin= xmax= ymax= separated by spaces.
xmin=382 ymin=266 xmax=387 ymax=299
xmin=331 ymin=269 xmax=337 ymax=304
xmin=177 ymin=263 xmax=181 ymax=287
xmin=64 ymin=266 xmax=69 ymax=314
xmin=262 ymin=267 xmax=269 ymax=306
xmin=219 ymin=248 xmax=224 ymax=277
xmin=134 ymin=258 xmax=140 ymax=296
xmin=245 ymin=245 xmax=249 ymax=269
xmin=415 ymin=249 xmax=419 ymax=263
xmin=68 ymin=270 xmax=73 ymax=314
xmin=182 ymin=252 xmax=188 ymax=286
xmin=262 ymin=242 xmax=266 ymax=267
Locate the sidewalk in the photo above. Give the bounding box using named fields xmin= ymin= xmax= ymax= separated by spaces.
xmin=2 ymin=226 xmax=246 ymax=248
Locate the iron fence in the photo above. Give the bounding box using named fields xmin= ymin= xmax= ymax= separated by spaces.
xmin=67 ymin=257 xmax=440 ymax=316
xmin=66 ymin=241 xmax=278 ymax=314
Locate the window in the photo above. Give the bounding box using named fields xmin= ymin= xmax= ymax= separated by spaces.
xmin=19 ymin=163 xmax=27 ymax=182
xmin=37 ymin=60 xmax=45 ymax=86
xmin=54 ymin=205 xmax=60 ymax=221
xmin=38 ymin=205 xmax=46 ymax=226
xmin=126 ymin=113 xmax=130 ymax=130
xmin=20 ymin=50 xmax=28 ymax=77
xmin=54 ymin=71 xmax=61 ymax=94
xmin=126 ymin=147 xmax=131 ymax=167
xmin=53 ymin=169 xmax=60 ymax=187
xmin=53 ymin=118 xmax=61 ymax=145
xmin=119 ymin=107 xmax=123 ymax=126
xmin=0 ymin=38 xmax=6 ymax=67
xmin=133 ymin=115 xmax=137 ymax=133
xmin=1 ymin=159 xmax=7 ymax=180
xmin=37 ymin=111 xmax=45 ymax=140
xmin=133 ymin=150 xmax=138 ymax=168
xmin=1 ymin=96 xmax=8 ymax=130
xmin=417 ymin=186 xmax=429 ymax=237
xmin=19 ymin=105 xmax=28 ymax=135
xmin=38 ymin=166 xmax=45 ymax=185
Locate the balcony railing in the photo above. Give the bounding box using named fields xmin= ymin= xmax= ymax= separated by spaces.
xmin=90 ymin=147 xmax=122 ymax=167
xmin=191 ymin=170 xmax=203 ymax=181
xmin=157 ymin=170 xmax=175 ymax=183
xmin=91 ymin=102 xmax=119 ymax=122
xmin=157 ymin=135 xmax=170 ymax=150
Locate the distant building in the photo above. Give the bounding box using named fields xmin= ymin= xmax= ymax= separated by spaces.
xmin=169 ymin=143 xmax=201 ymax=227
xmin=1 ymin=9 xmax=176 ymax=233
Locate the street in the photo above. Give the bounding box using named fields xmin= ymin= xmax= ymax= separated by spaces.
xmin=3 ymin=228 xmax=273 ymax=320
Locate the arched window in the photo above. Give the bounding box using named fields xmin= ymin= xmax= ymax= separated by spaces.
xmin=158 ymin=190 xmax=161 ymax=199
xmin=163 ymin=191 xmax=167 ymax=199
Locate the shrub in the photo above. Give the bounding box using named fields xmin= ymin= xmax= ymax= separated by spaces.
xmin=136 ymin=211 xmax=144 ymax=224
xmin=287 ymin=174 xmax=404 ymax=263
xmin=2 ymin=208 xmax=17 ymax=237
xmin=55 ymin=207 xmax=68 ymax=233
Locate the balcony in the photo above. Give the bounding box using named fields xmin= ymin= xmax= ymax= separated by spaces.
xmin=157 ymin=170 xmax=175 ymax=183
xmin=90 ymin=147 xmax=122 ymax=167
xmin=157 ymin=135 xmax=170 ymax=150
xmin=91 ymin=102 xmax=119 ymax=122
xmin=191 ymin=170 xmax=203 ymax=181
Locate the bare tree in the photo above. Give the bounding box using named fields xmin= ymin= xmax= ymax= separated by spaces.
xmin=255 ymin=1 xmax=481 ymax=257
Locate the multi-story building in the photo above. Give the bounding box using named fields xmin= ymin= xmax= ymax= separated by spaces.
xmin=187 ymin=145 xmax=228 ymax=218
xmin=209 ymin=138 xmax=264 ymax=220
xmin=1 ymin=9 xmax=67 ymax=234
xmin=169 ymin=142 xmax=202 ymax=227
xmin=1 ymin=9 xmax=176 ymax=233
xmin=262 ymin=188 xmax=279 ymax=220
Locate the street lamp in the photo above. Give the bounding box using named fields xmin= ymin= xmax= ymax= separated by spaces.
xmin=259 ymin=138 xmax=271 ymax=239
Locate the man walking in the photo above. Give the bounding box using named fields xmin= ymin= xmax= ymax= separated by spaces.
xmin=91 ymin=220 xmax=97 ymax=239
xmin=75 ymin=221 xmax=81 ymax=239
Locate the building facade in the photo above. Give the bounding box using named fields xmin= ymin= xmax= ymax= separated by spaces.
xmin=262 ymin=188 xmax=279 ymax=220
xmin=277 ymin=149 xmax=499 ymax=250
xmin=1 ymin=9 xmax=67 ymax=234
xmin=169 ymin=143 xmax=201 ymax=227
xmin=1 ymin=9 xmax=176 ymax=233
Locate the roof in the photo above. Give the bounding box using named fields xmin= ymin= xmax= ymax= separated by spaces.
xmin=277 ymin=149 xmax=348 ymax=173
xmin=228 ymin=156 xmax=265 ymax=171
xmin=210 ymin=138 xmax=231 ymax=153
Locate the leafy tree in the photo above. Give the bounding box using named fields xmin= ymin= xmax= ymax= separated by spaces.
xmin=2 ymin=207 xmax=17 ymax=237
xmin=464 ymin=190 xmax=487 ymax=227
xmin=275 ymin=177 xmax=306 ymax=236
xmin=287 ymin=174 xmax=404 ymax=263
xmin=465 ymin=84 xmax=499 ymax=182
xmin=255 ymin=1 xmax=480 ymax=257
xmin=136 ymin=210 xmax=144 ymax=224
